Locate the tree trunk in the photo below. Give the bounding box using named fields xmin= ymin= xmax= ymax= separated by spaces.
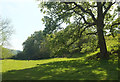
xmin=97 ymin=2 xmax=109 ymax=59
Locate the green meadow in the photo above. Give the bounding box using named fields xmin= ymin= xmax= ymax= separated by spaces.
xmin=1 ymin=35 xmax=120 ymax=80
xmin=2 ymin=53 xmax=119 ymax=80
xmin=1 ymin=2 xmax=120 ymax=80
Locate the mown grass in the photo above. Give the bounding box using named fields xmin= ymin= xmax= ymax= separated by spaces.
xmin=1 ymin=35 xmax=119 ymax=80
xmin=1 ymin=54 xmax=118 ymax=80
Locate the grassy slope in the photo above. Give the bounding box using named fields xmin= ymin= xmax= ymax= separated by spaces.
xmin=1 ymin=35 xmax=119 ymax=80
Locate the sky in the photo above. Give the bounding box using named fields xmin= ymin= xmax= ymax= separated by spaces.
xmin=0 ymin=0 xmax=119 ymax=51
xmin=0 ymin=0 xmax=45 ymax=51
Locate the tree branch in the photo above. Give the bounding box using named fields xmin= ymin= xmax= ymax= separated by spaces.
xmin=0 ymin=26 xmax=7 ymax=31
xmin=73 ymin=2 xmax=97 ymax=22
xmin=73 ymin=10 xmax=92 ymax=24
xmin=66 ymin=6 xmax=77 ymax=12
xmin=103 ymin=2 xmax=107 ymax=10
xmin=67 ymin=23 xmax=96 ymax=47
xmin=79 ymin=23 xmax=96 ymax=37
xmin=111 ymin=22 xmax=120 ymax=27
xmin=86 ymin=32 xmax=97 ymax=35
xmin=89 ymin=5 xmax=97 ymax=7
xmin=102 ymin=2 xmax=106 ymax=7
xmin=64 ymin=2 xmax=73 ymax=4
xmin=103 ymin=2 xmax=115 ymax=17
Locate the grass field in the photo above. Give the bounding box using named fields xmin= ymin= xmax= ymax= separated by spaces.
xmin=1 ymin=35 xmax=119 ymax=80
xmin=1 ymin=52 xmax=119 ymax=80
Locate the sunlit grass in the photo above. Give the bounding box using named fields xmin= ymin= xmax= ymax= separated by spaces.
xmin=2 ymin=56 xmax=118 ymax=80
xmin=1 ymin=57 xmax=82 ymax=73
xmin=1 ymin=35 xmax=119 ymax=80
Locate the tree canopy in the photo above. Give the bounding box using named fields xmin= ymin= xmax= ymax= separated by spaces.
xmin=14 ymin=1 xmax=120 ymax=60
xmin=38 ymin=1 xmax=120 ymax=59
xmin=15 ymin=31 xmax=50 ymax=60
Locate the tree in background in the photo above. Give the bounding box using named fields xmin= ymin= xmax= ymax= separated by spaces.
xmin=0 ymin=16 xmax=14 ymax=46
xmin=16 ymin=31 xmax=50 ymax=60
xmin=39 ymin=1 xmax=120 ymax=59
xmin=0 ymin=16 xmax=14 ymax=59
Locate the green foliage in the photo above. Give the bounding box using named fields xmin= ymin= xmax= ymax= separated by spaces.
xmin=2 ymin=34 xmax=119 ymax=80
xmin=40 ymin=2 xmax=119 ymax=37
xmin=15 ymin=2 xmax=119 ymax=60
xmin=44 ymin=22 xmax=98 ymax=58
xmin=117 ymin=6 xmax=120 ymax=11
xmin=39 ymin=2 xmax=119 ymax=59
xmin=42 ymin=16 xmax=62 ymax=35
xmin=106 ymin=34 xmax=120 ymax=52
xmin=16 ymin=31 xmax=50 ymax=60
xmin=0 ymin=46 xmax=14 ymax=59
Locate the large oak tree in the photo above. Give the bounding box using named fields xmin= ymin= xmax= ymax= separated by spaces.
xmin=39 ymin=1 xmax=120 ymax=59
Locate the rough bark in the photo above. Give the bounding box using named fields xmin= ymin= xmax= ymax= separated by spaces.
xmin=97 ymin=2 xmax=109 ymax=59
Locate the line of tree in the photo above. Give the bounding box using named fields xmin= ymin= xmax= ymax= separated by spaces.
xmin=15 ymin=26 xmax=98 ymax=59
xmin=15 ymin=1 xmax=120 ymax=60
xmin=39 ymin=1 xmax=120 ymax=59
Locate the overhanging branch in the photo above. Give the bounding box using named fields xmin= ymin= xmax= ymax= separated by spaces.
xmin=111 ymin=22 xmax=120 ymax=27
xmin=103 ymin=2 xmax=115 ymax=17
xmin=73 ymin=10 xmax=92 ymax=24
xmin=67 ymin=23 xmax=96 ymax=47
xmin=73 ymin=2 xmax=97 ymax=22
xmin=86 ymin=32 xmax=97 ymax=35
xmin=102 ymin=2 xmax=106 ymax=7
xmin=79 ymin=23 xmax=96 ymax=38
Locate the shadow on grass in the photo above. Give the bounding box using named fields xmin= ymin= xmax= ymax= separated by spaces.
xmin=2 ymin=58 xmax=118 ymax=80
